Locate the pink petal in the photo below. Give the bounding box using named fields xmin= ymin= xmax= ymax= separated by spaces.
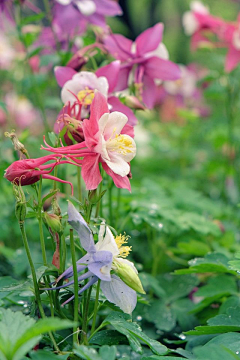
xmin=96 ymin=60 xmax=121 ymax=93
xmin=95 ymin=0 xmax=122 ymax=16
xmin=121 ymin=124 xmax=134 ymax=138
xmin=104 ymin=34 xmax=133 ymax=61
xmin=225 ymin=46 xmax=240 ymax=72
xmin=54 ymin=66 xmax=77 ymax=87
xmin=114 ymin=66 xmax=132 ymax=91
xmin=102 ymin=162 xmax=131 ymax=191
xmin=144 ymin=56 xmax=181 ymax=81
xmin=141 ymin=75 xmax=158 ymax=109
xmin=81 ymin=154 xmax=102 ymax=190
xmin=136 ymin=23 xmax=164 ymax=56
xmin=108 ymin=96 xmax=138 ymax=127
xmin=83 ymin=92 xmax=109 ymax=150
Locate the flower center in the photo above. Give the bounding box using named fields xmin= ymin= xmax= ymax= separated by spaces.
xmin=77 ymin=88 xmax=95 ymax=106
xmin=107 ymin=134 xmax=134 ymax=156
xmin=115 ymin=234 xmax=132 ymax=258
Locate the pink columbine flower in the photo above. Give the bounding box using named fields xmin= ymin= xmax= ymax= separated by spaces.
xmin=182 ymin=1 xmax=225 ymax=50
xmin=54 ymin=62 xmax=137 ymax=143
xmin=42 ymin=92 xmax=136 ymax=191
xmin=222 ymin=15 xmax=240 ymax=72
xmin=4 ymin=155 xmax=76 ymax=194
xmin=104 ymin=23 xmax=181 ymax=109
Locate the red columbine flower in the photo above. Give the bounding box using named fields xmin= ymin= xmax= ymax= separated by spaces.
xmin=4 ymin=155 xmax=75 ymax=194
xmin=41 ymin=92 xmax=136 ymax=191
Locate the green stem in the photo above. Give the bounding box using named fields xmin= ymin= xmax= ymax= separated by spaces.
xmin=108 ymin=180 xmax=113 ymax=224
xmin=90 ymin=279 xmax=101 ymax=335
xmin=19 ymin=221 xmax=60 ymax=352
xmin=81 ymin=286 xmax=92 ymax=345
xmin=77 ymin=167 xmax=82 ymax=204
xmin=38 ymin=177 xmax=47 ymax=266
xmin=95 ymin=180 xmax=103 ymax=218
xmin=70 ymin=229 xmax=80 ymax=345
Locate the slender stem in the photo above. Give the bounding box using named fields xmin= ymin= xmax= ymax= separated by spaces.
xmin=19 ymin=221 xmax=60 ymax=352
xmin=91 ymin=279 xmax=101 ymax=335
xmin=81 ymin=286 xmax=92 ymax=345
xmin=43 ymin=0 xmax=61 ymax=53
xmin=38 ymin=177 xmax=47 ymax=266
xmin=77 ymin=167 xmax=82 ymax=205
xmin=86 ymin=203 xmax=92 ymax=223
xmin=69 ymin=229 xmax=80 ymax=345
xmin=108 ymin=180 xmax=113 ymax=224
xmin=95 ymin=180 xmax=103 ymax=218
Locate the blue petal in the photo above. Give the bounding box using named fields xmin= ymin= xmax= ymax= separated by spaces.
xmin=68 ymin=201 xmax=96 ymax=253
xmin=61 ymin=276 xmax=98 ymax=306
xmin=88 ymin=250 xmax=113 ymax=281
xmin=56 ymin=253 xmax=90 ymax=282
xmin=101 ymin=275 xmax=137 ymax=314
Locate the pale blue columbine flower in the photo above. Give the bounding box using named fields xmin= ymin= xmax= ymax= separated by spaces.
xmin=48 ymin=202 xmax=141 ymax=314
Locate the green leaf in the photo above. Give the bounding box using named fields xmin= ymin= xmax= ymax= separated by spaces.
xmin=175 ymin=253 xmax=235 ymax=275
xmin=0 ymin=309 xmax=75 ymax=360
xmin=74 ymin=345 xmax=102 ymax=360
xmin=90 ymin=330 xmax=127 ymax=346
xmin=99 ymin=346 xmax=117 ymax=360
xmin=20 ymin=13 xmax=45 ymax=25
xmin=103 ymin=312 xmax=168 ymax=355
xmin=195 ymin=275 xmax=237 ymax=298
xmin=145 ymin=299 xmax=176 ymax=332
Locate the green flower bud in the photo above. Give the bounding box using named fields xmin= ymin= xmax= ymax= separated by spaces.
xmin=13 ymin=183 xmax=27 ymax=222
xmin=114 ymin=261 xmax=145 ymax=294
xmin=44 ymin=213 xmax=62 ymax=233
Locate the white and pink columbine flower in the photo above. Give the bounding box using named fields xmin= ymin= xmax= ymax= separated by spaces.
xmin=42 ymin=92 xmax=136 ymax=191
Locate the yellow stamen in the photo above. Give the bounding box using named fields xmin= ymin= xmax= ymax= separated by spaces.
xmin=107 ymin=134 xmax=134 ymax=155
xmin=77 ymin=88 xmax=95 ymax=105
xmin=115 ymin=234 xmax=132 ymax=258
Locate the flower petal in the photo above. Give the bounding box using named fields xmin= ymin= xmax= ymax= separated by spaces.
xmin=81 ymin=154 xmax=102 ymax=190
xmin=68 ymin=201 xmax=96 ymax=253
xmin=104 ymin=34 xmax=133 ymax=61
xmin=136 ymin=23 xmax=164 ymax=56
xmin=104 ymin=152 xmax=130 ymax=177
xmin=54 ymin=66 xmax=77 ymax=87
xmin=100 ymin=111 xmax=128 ymax=140
xmin=89 ymin=250 xmax=113 ymax=281
xmin=102 ymin=162 xmax=131 ymax=191
xmin=101 ymin=274 xmax=137 ymax=314
xmin=96 ymin=60 xmax=121 ymax=93
xmin=95 ymin=224 xmax=119 ymax=256
xmin=108 ymin=96 xmax=138 ymax=127
xmin=144 ymin=56 xmax=181 ymax=81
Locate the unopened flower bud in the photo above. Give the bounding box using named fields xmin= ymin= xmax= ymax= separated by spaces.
xmin=124 ymin=96 xmax=145 ymax=110
xmin=114 ymin=261 xmax=145 ymax=294
xmin=44 ymin=213 xmax=62 ymax=233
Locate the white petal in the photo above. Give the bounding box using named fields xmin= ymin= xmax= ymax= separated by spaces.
xmin=56 ymin=0 xmax=72 ymax=5
xmin=190 ymin=1 xmax=209 ymax=14
xmin=104 ymin=152 xmax=131 ymax=177
xmin=76 ymin=0 xmax=96 ymax=16
xmin=95 ymin=225 xmax=119 ymax=256
xmin=146 ymin=43 xmax=169 ymax=60
xmin=101 ymin=275 xmax=137 ymax=314
xmin=102 ymin=111 xmax=128 ymax=141
xmin=182 ymin=11 xmax=199 ymax=35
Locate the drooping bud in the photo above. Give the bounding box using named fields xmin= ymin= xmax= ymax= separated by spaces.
xmin=88 ymin=189 xmax=106 ymax=204
xmin=5 ymin=131 xmax=29 ymax=159
xmin=44 ymin=213 xmax=62 ymax=233
xmin=114 ymin=260 xmax=145 ymax=294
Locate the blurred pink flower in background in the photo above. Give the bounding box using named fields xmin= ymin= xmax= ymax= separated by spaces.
xmin=182 ymin=1 xmax=225 ymax=50
xmin=53 ymin=0 xmax=122 ymax=36
xmin=157 ymin=64 xmax=209 ymax=122
xmin=220 ymin=15 xmax=240 ymax=72
xmin=0 ymin=31 xmax=15 ymax=70
xmin=104 ymin=23 xmax=181 ymax=109
xmin=0 ymin=93 xmax=41 ymax=131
